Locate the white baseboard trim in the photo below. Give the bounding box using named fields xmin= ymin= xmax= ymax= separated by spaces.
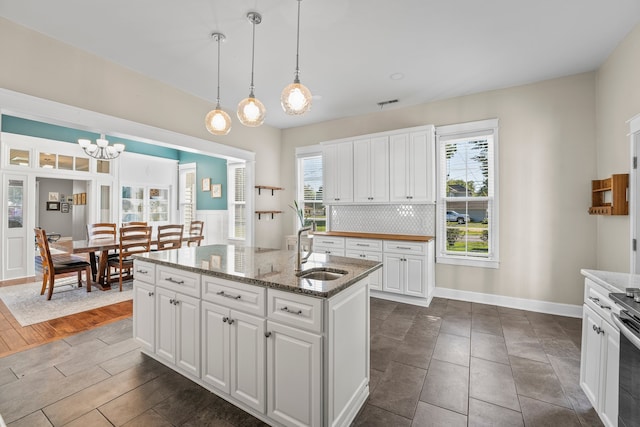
xmin=432 ymin=286 xmax=582 ymax=318
xmin=370 ymin=290 xmax=433 ymax=307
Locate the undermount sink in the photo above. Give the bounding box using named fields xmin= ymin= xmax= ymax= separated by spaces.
xmin=297 ymin=268 xmax=348 ymax=281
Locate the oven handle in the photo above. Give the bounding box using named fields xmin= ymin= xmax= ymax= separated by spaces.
xmin=612 ymin=312 xmax=640 ymax=350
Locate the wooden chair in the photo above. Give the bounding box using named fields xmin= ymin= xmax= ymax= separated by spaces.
xmin=186 ymin=220 xmax=204 ymax=247
xmin=86 ymin=223 xmax=118 ymax=280
xmin=34 ymin=228 xmax=92 ymax=300
xmin=156 ymin=224 xmax=184 ymax=251
xmin=122 ymin=221 xmax=147 ymax=227
xmin=107 ymin=225 xmax=152 ymax=291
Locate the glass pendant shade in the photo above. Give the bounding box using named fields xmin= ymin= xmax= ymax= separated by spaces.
xmin=281 ymin=80 xmax=312 ymax=115
xmin=205 ymin=104 xmax=232 ymax=135
xmin=237 ymin=95 xmax=266 ymax=127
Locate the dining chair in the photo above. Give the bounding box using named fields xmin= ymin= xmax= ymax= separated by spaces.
xmin=34 ymin=228 xmax=92 ymax=300
xmin=86 ymin=223 xmax=118 ymax=281
xmin=156 ymin=224 xmax=184 ymax=251
xmin=107 ymin=225 xmax=152 ymax=291
xmin=122 ymin=221 xmax=148 ymax=227
xmin=186 ymin=220 xmax=204 ymax=247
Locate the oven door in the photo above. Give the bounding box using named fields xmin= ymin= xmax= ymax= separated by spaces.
xmin=612 ymin=311 xmax=640 ymax=427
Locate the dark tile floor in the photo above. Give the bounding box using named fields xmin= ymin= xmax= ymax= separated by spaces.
xmin=0 ymin=298 xmax=602 ymax=426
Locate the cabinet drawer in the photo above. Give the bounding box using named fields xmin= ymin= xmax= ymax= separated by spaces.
xmin=156 ymin=266 xmax=200 ymax=298
xmin=346 ymin=238 xmax=383 ymax=252
xmin=202 ymin=276 xmax=266 ymax=316
xmin=383 ymin=240 xmax=426 ymax=254
xmin=312 ymin=236 xmax=345 ymax=248
xmin=584 ymin=278 xmax=620 ymax=322
xmin=133 ymin=260 xmax=156 ymax=284
xmin=268 ymin=289 xmax=323 ymax=333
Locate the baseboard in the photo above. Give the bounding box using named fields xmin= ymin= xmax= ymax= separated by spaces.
xmin=432 ymin=286 xmax=582 ymax=318
xmin=369 ymin=290 xmax=432 ymax=307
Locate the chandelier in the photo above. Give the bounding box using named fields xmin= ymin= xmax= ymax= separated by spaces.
xmin=77 ymin=136 xmax=125 ymax=160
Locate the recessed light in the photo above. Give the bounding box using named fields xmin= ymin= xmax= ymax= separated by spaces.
xmin=390 ymin=73 xmax=404 ymax=80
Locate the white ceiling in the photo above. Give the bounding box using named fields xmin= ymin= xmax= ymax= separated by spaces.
xmin=1 ymin=0 xmax=639 ymax=130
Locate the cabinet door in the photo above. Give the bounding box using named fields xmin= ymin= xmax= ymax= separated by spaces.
xmin=267 ymin=321 xmax=322 ymax=427
xmin=230 ymin=310 xmax=266 ymax=413
xmin=408 ymin=131 xmax=431 ymax=202
xmin=201 ymin=302 xmax=231 ymax=393
xmin=382 ymin=254 xmax=403 ymax=294
xmin=133 ymin=281 xmax=156 ymax=353
xmin=353 ymin=139 xmax=371 ymax=203
xmin=580 ymin=304 xmax=602 ymax=408
xmin=600 ymin=319 xmax=619 ymax=427
xmin=156 ymin=287 xmax=176 ymax=365
xmin=347 ymin=251 xmax=383 ymax=291
xmin=389 ymin=134 xmax=410 ymax=202
xmin=175 ymin=293 xmax=200 ymax=377
xmin=353 ymin=137 xmax=389 ymax=203
xmin=322 ymin=142 xmax=353 ymax=203
xmin=404 ymin=255 xmax=426 ymax=297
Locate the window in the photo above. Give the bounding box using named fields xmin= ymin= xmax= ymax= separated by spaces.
xmin=179 ymin=163 xmax=196 ymax=227
xmin=296 ymin=146 xmax=326 ymax=231
xmin=228 ymin=163 xmax=246 ymax=240
xmin=436 ymin=119 xmax=499 ymax=268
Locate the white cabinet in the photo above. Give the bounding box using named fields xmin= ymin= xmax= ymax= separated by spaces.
xmin=121 ymin=184 xmax=171 ymax=226
xmin=382 ymin=240 xmax=431 ymax=298
xmin=133 ymin=281 xmax=156 ymax=353
xmin=322 ymin=141 xmax=353 ymax=203
xmin=266 ymin=320 xmax=322 ymax=427
xmin=389 ymin=128 xmax=435 ymax=203
xmin=579 ymin=278 xmax=620 ymax=427
xmin=353 ymin=136 xmax=389 ymax=203
xmin=313 ymin=235 xmax=346 ymax=257
xmin=346 ymin=238 xmax=383 ymax=291
xmin=155 ymin=286 xmax=201 ymax=377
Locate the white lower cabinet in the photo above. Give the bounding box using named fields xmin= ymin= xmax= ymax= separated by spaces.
xmin=382 ymin=253 xmax=425 ymax=297
xmin=266 ymin=320 xmax=322 ymax=427
xmin=156 ymin=286 xmax=201 ymax=377
xmin=133 ymin=280 xmax=155 ymax=353
xmin=579 ymin=278 xmax=620 ymax=427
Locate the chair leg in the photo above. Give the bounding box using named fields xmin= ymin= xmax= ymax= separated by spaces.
xmin=47 ymin=275 xmax=55 ymax=300
xmin=119 ymin=264 xmax=123 ymax=292
xmin=40 ymin=270 xmax=49 ymax=295
xmin=85 ymin=266 xmax=92 ymax=293
xmin=77 ymin=271 xmax=83 ymax=288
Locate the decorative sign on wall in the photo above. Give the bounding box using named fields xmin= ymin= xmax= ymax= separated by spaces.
xmin=46 ymin=201 xmax=60 ymax=211
xmin=201 ymin=177 xmax=211 ymax=192
xmin=72 ymin=193 xmax=87 ymax=205
xmin=211 ymin=184 xmax=222 ymax=198
xmin=48 ymin=192 xmax=59 ymax=202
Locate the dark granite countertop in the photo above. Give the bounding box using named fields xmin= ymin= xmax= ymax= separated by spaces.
xmin=133 ymin=244 xmax=382 ymax=298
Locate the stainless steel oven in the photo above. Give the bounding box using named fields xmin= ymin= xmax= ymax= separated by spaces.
xmin=611 ymin=310 xmax=640 ymax=427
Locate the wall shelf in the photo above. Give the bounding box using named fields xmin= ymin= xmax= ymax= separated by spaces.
xmin=256 ymin=210 xmax=283 ymax=220
xmin=255 ymin=185 xmax=284 ymax=196
xmin=589 ymin=173 xmax=629 ymax=215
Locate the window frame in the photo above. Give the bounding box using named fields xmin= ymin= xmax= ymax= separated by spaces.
xmin=227 ymin=162 xmax=246 ymax=241
xmin=295 ymin=145 xmax=325 ymax=232
xmin=436 ymin=119 xmax=499 ymax=269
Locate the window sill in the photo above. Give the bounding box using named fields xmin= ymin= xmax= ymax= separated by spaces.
xmin=437 ymin=255 xmax=499 ymax=269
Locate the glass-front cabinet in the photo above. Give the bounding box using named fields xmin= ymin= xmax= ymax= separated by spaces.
xmin=121 ymin=185 xmax=170 ymax=226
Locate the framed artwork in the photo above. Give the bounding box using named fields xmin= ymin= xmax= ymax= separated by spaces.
xmin=210 ymin=255 xmax=222 ymax=269
xmin=201 ymin=177 xmax=211 ymax=192
xmin=48 ymin=192 xmax=59 ymax=202
xmin=46 ymin=201 xmax=60 ymax=211
xmin=211 ymin=184 xmax=222 ymax=198
xmin=80 ymin=193 xmax=86 ymax=205
xmin=61 ymin=203 xmax=70 ymax=213
xmin=73 ymin=194 xmax=79 ymax=205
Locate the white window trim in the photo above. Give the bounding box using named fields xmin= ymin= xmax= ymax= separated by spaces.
xmin=295 ymin=145 xmax=323 ymax=231
xmin=227 ymin=162 xmax=246 ymax=241
xmin=436 ymin=118 xmax=499 ymax=269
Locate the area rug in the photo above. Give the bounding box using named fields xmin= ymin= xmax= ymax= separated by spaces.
xmin=0 ymin=277 xmax=133 ymax=326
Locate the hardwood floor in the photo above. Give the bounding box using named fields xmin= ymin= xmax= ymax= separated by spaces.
xmin=0 ymin=276 xmax=132 ymax=358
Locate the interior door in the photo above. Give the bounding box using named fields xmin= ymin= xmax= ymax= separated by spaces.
xmin=3 ymin=174 xmax=29 ymax=279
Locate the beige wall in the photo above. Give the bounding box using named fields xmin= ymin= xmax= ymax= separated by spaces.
xmin=282 ymin=73 xmax=598 ymax=306
xmin=595 ymin=24 xmax=640 ymax=273
xmin=0 ymin=17 xmax=284 ymax=248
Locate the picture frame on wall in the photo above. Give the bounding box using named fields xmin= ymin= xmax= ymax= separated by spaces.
xmin=201 ymin=177 xmax=211 ymax=192
xmin=46 ymin=201 xmax=60 ymax=211
xmin=73 ymin=194 xmax=78 ymax=205
xmin=61 ymin=203 xmax=70 ymax=213
xmin=80 ymin=193 xmax=86 ymax=205
xmin=211 ymin=184 xmax=222 ymax=198
xmin=48 ymin=192 xmax=59 ymax=202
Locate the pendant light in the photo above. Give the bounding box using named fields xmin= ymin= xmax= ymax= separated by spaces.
xmin=237 ymin=11 xmax=266 ymax=127
xmin=281 ymin=0 xmax=312 ymax=115
xmin=205 ymin=32 xmax=232 ymax=135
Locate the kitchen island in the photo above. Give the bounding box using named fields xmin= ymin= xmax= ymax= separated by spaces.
xmin=132 ymin=244 xmax=382 ymax=427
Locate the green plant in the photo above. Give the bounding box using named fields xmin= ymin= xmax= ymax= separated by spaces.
xmin=446 ymin=228 xmax=465 ymax=247
xmin=289 ymin=200 xmax=304 ymax=227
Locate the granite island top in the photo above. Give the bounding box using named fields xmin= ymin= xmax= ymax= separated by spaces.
xmin=581 ymin=269 xmax=640 ymax=293
xmin=134 ymin=244 xmax=382 ymax=298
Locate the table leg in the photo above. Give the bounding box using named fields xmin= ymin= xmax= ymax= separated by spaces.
xmin=89 ymin=252 xmax=98 ymax=282
xmin=96 ymin=250 xmax=111 ymax=291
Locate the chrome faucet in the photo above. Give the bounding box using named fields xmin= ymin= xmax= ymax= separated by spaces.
xmin=295 ymin=222 xmax=315 ymax=271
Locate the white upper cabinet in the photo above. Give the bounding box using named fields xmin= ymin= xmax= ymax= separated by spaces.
xmin=389 ymin=127 xmax=435 ymax=203
xmin=322 ymin=141 xmax=353 ymax=203
xmin=353 ymin=136 xmax=389 ymax=203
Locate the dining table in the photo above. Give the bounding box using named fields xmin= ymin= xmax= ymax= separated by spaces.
xmin=67 ymin=233 xmax=204 ymax=290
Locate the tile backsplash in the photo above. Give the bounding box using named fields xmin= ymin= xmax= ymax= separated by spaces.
xmin=330 ymin=204 xmax=435 ymax=235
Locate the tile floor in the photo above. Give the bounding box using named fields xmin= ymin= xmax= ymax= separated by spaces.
xmin=0 ymin=297 xmax=602 ymax=426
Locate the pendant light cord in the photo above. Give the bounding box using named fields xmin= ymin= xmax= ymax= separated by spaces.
xmin=249 ymin=17 xmax=256 ymax=97
xmin=294 ymin=0 xmax=301 ymax=83
xmin=216 ymin=36 xmax=221 ymax=105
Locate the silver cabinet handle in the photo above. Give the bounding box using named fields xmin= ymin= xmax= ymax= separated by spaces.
xmin=280 ymin=306 xmax=302 ymax=315
xmin=397 ymin=246 xmax=412 ymax=250
xmin=588 ymin=296 xmax=611 ymax=310
xmin=592 ymin=325 xmax=604 ymax=335
xmin=136 ymin=269 xmax=148 ymax=274
xmin=222 ymin=316 xmax=228 ymax=323
xmin=217 ymin=291 xmax=241 ymax=300
xmin=588 ymin=296 xmax=600 ymax=302
xmin=356 ymin=243 xmax=370 ymax=247
xmin=165 ymin=277 xmax=184 ymax=285
xmin=148 ymin=291 xmax=154 ymax=297
xmin=228 ymin=318 xmax=235 ymax=325
xmin=265 ymin=331 xmax=272 ymax=338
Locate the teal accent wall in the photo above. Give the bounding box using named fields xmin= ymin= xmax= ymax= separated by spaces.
xmin=179 ymin=152 xmax=228 ymax=210
xmin=2 ymin=115 xmax=228 ymax=210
